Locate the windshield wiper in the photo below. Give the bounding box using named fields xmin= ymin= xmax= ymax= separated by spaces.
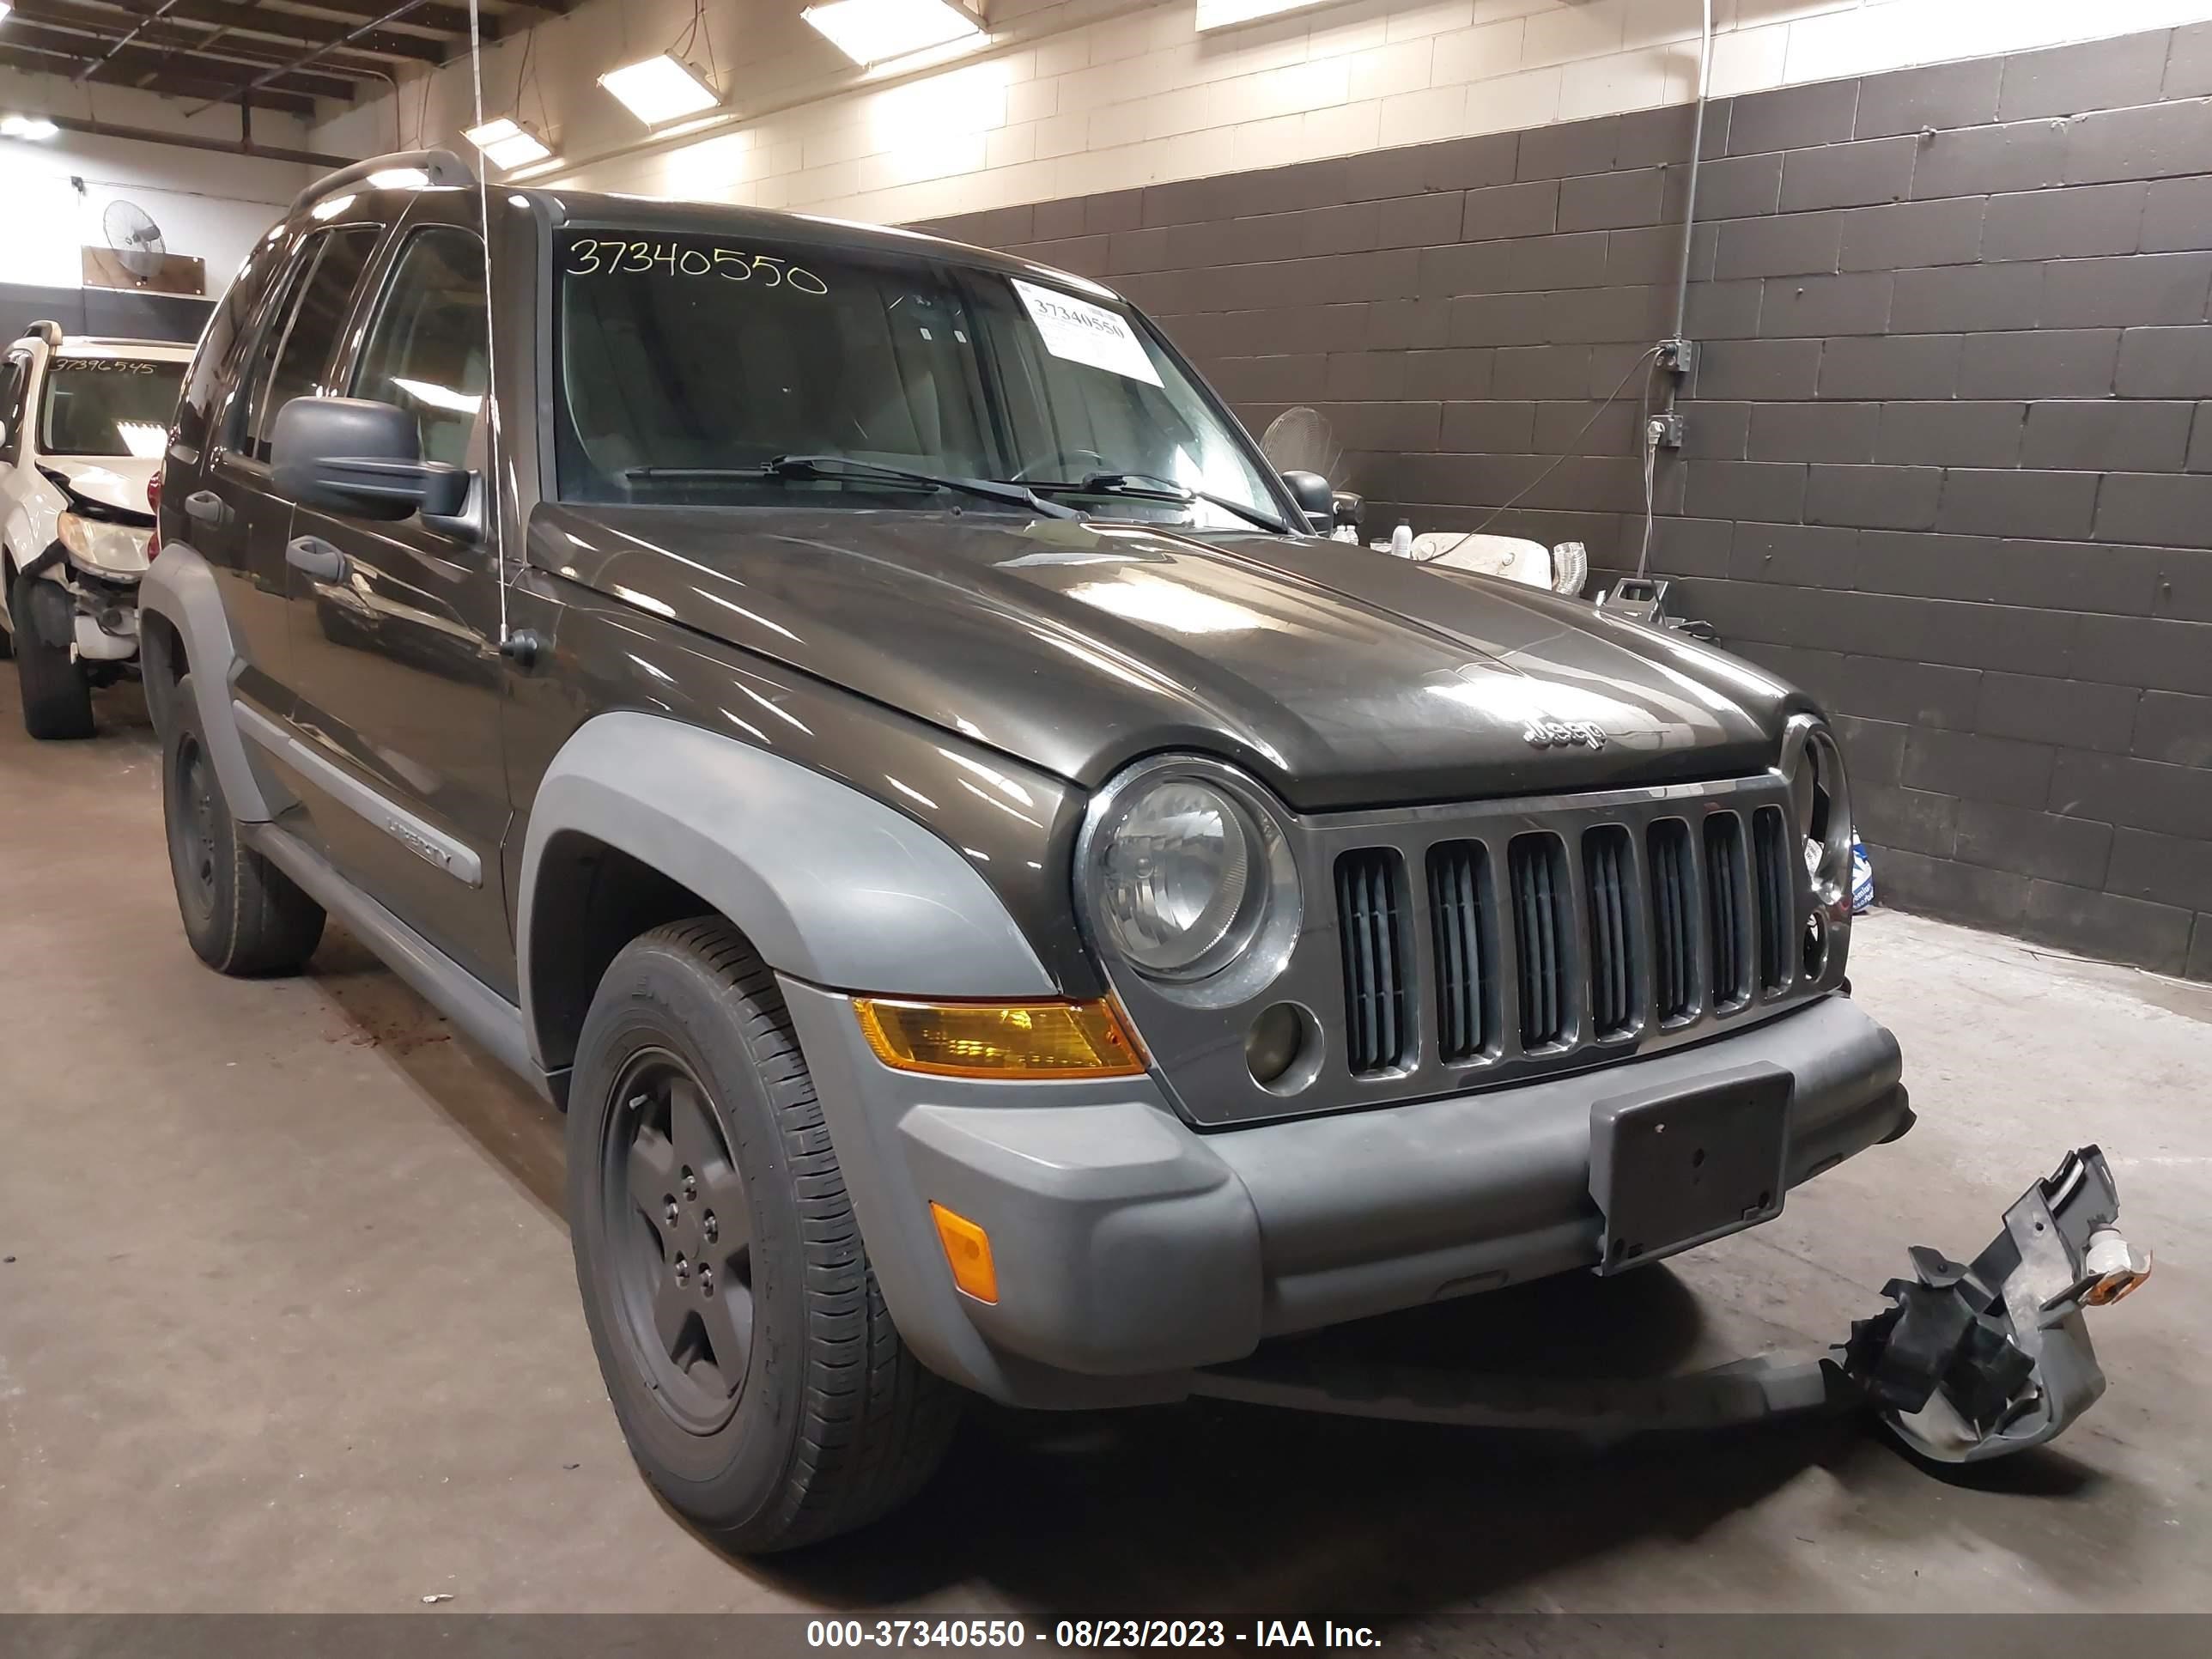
xmin=1026 ymin=471 xmax=1288 ymax=535
xmin=621 ymin=455 xmax=1080 ymax=520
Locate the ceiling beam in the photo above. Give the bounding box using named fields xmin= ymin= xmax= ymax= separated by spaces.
xmin=0 ymin=41 xmax=319 ymax=114
xmin=0 ymin=21 xmax=356 ymax=100
xmin=20 ymin=0 xmax=450 ymax=66
xmin=9 ymin=2 xmax=412 ymax=78
xmin=48 ymin=108 xmax=355 ymax=165
xmin=271 ymin=0 xmax=481 ymax=39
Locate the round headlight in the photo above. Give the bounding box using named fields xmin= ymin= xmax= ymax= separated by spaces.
xmin=1097 ymin=777 xmax=1258 ymax=978
xmin=1788 ymin=720 xmax=1852 ymax=907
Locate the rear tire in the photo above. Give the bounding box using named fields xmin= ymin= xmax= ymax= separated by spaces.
xmin=161 ymin=674 xmax=325 ymax=975
xmin=13 ymin=573 xmax=92 ymax=739
xmin=567 ymin=917 xmax=959 ymax=1551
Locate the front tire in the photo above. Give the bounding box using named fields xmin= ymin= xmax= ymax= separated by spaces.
xmin=13 ymin=573 xmax=92 ymax=739
xmin=161 ymin=675 xmax=326 ymax=975
xmin=567 ymin=918 xmax=958 ymax=1552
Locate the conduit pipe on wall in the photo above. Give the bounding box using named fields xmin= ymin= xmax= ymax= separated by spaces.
xmin=1668 ymin=0 xmax=1716 ymax=350
xmin=1640 ymin=0 xmax=1715 ymax=580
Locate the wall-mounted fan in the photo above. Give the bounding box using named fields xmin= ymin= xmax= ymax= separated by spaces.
xmin=1261 ymin=406 xmax=1366 ymax=538
xmin=103 ymin=199 xmax=167 ymax=282
xmin=1260 ymin=406 xmax=1341 ymax=483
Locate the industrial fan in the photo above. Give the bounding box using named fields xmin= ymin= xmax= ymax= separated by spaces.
xmin=103 ymin=199 xmax=167 ymax=283
xmin=1260 ymin=407 xmax=1363 ymax=538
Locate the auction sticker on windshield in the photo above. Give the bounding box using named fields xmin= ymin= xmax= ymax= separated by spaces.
xmin=1013 ymin=278 xmax=1161 ymax=386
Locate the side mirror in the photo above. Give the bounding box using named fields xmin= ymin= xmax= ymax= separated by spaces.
xmin=1279 ymin=469 xmax=1334 ymax=533
xmin=270 ymin=396 xmax=469 ymax=523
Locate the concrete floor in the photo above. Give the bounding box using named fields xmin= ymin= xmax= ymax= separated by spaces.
xmin=2 ymin=676 xmax=2206 ymax=1618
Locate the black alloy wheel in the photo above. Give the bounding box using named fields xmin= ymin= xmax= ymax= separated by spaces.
xmin=169 ymin=727 xmax=222 ymax=932
xmin=600 ymin=1047 xmax=757 ymax=1437
xmin=565 ymin=919 xmax=958 ymax=1549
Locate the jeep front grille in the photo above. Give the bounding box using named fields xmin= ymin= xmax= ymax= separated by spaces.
xmin=1330 ymin=799 xmax=1795 ymax=1081
xmin=1104 ymin=770 xmax=1830 ymax=1129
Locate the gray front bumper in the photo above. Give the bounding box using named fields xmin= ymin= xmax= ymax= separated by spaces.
xmin=782 ymin=982 xmax=1908 ymax=1410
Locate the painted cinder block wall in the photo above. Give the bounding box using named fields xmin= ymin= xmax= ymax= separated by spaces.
xmin=921 ymin=23 xmax=2212 ymax=981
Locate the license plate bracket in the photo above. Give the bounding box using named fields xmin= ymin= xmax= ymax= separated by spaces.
xmin=1589 ymin=1063 xmax=1794 ymax=1274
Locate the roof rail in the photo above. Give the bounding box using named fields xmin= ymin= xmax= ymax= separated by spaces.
xmin=288 ymin=149 xmax=475 ymax=218
xmin=27 ymin=321 xmax=64 ymax=348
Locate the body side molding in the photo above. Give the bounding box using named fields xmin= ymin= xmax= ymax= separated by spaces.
xmin=518 ymin=711 xmax=1054 ymax=1068
xmin=234 ymin=700 xmax=484 ymax=887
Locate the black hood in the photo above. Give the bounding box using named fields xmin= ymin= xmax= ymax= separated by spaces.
xmin=531 ymin=503 xmax=1807 ymax=811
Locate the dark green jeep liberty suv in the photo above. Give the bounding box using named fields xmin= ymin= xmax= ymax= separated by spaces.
xmin=144 ymin=150 xmax=1904 ymax=1550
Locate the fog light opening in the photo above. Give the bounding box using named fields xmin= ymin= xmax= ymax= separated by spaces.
xmin=1803 ymin=908 xmax=1829 ymax=981
xmin=1246 ymin=1001 xmax=1322 ymax=1095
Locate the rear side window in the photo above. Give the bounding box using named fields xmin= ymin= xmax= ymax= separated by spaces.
xmin=350 ymin=227 xmax=488 ymax=470
xmin=234 ymin=224 xmax=382 ymax=461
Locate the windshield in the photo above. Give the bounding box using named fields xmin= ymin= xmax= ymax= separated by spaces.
xmin=554 ymin=230 xmax=1281 ymax=531
xmin=40 ymin=357 xmax=184 ymax=459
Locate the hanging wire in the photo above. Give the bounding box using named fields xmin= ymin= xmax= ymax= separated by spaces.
xmin=511 ymin=23 xmax=554 ymax=135
xmin=514 ymin=26 xmax=534 ymax=120
xmin=1415 ymin=345 xmax=1665 ymax=559
xmin=674 ymin=0 xmax=718 ymax=79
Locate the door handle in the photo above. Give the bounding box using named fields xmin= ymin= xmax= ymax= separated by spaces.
xmin=183 ymin=489 xmax=229 ymax=526
xmin=285 ymin=535 xmax=347 ymax=583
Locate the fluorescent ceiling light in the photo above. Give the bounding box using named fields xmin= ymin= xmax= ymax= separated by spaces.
xmin=505 ymin=155 xmax=566 ymax=183
xmin=0 ymin=5 xmax=13 ymax=22
xmin=392 ymin=377 xmax=483 ymax=416
xmin=803 ymin=0 xmax=983 ymax=69
xmin=2 ymin=113 xmax=59 ymax=141
xmin=1194 ymin=0 xmax=1332 ymax=31
xmin=461 ymin=117 xmax=551 ymax=171
xmin=599 ymin=54 xmax=719 ymax=125
xmin=117 ymin=422 xmax=169 ymax=459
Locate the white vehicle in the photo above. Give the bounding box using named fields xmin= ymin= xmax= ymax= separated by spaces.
xmin=0 ymin=324 xmax=191 ymax=738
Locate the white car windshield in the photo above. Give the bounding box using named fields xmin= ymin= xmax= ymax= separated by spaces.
xmin=40 ymin=358 xmax=183 ymax=459
xmin=553 ymin=230 xmax=1285 ymax=532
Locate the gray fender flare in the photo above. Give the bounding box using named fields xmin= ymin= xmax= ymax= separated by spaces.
xmin=139 ymin=542 xmax=272 ymax=822
xmin=517 ymin=710 xmax=1055 ymax=1069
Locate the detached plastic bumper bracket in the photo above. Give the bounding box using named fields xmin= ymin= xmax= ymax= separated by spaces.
xmin=1838 ymin=1143 xmax=2150 ymax=1463
xmin=1191 ymin=1146 xmax=2148 ymax=1468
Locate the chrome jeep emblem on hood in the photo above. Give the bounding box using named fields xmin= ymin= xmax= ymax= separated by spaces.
xmin=1522 ymin=718 xmax=1608 ymax=750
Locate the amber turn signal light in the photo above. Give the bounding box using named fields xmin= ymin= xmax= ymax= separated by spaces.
xmin=852 ymin=997 xmax=1145 ymax=1079
xmin=929 ymin=1202 xmax=999 ymax=1304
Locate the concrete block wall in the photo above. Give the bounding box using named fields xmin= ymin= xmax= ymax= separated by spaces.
xmin=924 ymin=23 xmax=2212 ymax=981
